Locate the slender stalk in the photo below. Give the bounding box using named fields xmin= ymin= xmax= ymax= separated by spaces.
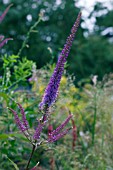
xmin=92 ymin=92 xmax=97 ymax=145
xmin=17 ymin=16 xmax=42 ymax=56
xmin=77 ymin=108 xmax=90 ymax=132
xmin=2 ymin=69 xmax=6 ymax=88
xmin=101 ymin=111 xmax=104 ymax=149
xmin=23 ymin=131 xmax=33 ymax=146
xmin=25 ymin=144 xmax=36 ymax=170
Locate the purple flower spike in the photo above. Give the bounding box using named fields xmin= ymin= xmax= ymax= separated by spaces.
xmin=8 ymin=107 xmax=26 ymax=132
xmin=0 ymin=38 xmax=13 ymax=49
xmin=17 ymin=103 xmax=29 ymax=129
xmin=51 ymin=114 xmax=72 ymax=136
xmin=0 ymin=4 xmax=13 ymax=48
xmin=0 ymin=4 xmax=13 ymax=23
xmin=39 ymin=12 xmax=81 ymax=110
xmin=47 ymin=114 xmax=72 ymax=143
xmin=33 ymin=121 xmax=46 ymax=140
xmin=48 ymin=128 xmax=71 ymax=143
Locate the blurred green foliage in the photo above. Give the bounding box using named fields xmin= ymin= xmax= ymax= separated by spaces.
xmin=0 ymin=1 xmax=113 ymax=169
xmin=0 ymin=0 xmax=113 ymax=81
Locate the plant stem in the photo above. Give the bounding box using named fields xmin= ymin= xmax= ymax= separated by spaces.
xmin=92 ymin=92 xmax=97 ymax=145
xmin=25 ymin=144 xmax=36 ymax=170
xmin=101 ymin=111 xmax=104 ymax=149
xmin=17 ymin=16 xmax=42 ymax=56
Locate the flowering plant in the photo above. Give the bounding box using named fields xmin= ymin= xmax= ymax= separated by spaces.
xmin=5 ymin=5 xmax=81 ymax=169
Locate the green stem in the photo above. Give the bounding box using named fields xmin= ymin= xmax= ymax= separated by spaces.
xmin=17 ymin=16 xmax=42 ymax=56
xmin=92 ymin=93 xmax=97 ymax=145
xmin=101 ymin=111 xmax=104 ymax=148
xmin=2 ymin=69 xmax=6 ymax=88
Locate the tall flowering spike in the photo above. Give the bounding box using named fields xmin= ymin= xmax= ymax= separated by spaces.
xmin=39 ymin=12 xmax=81 ymax=110
xmin=8 ymin=107 xmax=26 ymax=132
xmin=17 ymin=103 xmax=29 ymax=129
xmin=0 ymin=4 xmax=13 ymax=23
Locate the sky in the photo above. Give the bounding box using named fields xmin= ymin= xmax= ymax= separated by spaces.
xmin=57 ymin=0 xmax=113 ymax=32
xmin=76 ymin=0 xmax=113 ymax=32
xmin=77 ymin=0 xmax=112 ymax=9
xmin=56 ymin=0 xmax=113 ymax=32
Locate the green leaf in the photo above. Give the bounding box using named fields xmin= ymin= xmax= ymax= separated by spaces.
xmin=6 ymin=156 xmax=19 ymax=170
xmin=0 ymin=134 xmax=10 ymax=140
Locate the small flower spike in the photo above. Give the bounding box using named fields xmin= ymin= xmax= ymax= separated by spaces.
xmin=33 ymin=121 xmax=46 ymax=140
xmin=51 ymin=114 xmax=72 ymax=136
xmin=8 ymin=107 xmax=27 ymax=132
xmin=0 ymin=38 xmax=13 ymax=48
xmin=39 ymin=12 xmax=81 ymax=110
xmin=17 ymin=103 xmax=29 ymax=129
xmin=0 ymin=4 xmax=13 ymax=49
xmin=48 ymin=128 xmax=71 ymax=143
xmin=47 ymin=114 xmax=73 ymax=143
xmin=0 ymin=4 xmax=13 ymax=23
xmin=8 ymin=103 xmax=29 ymax=132
xmin=33 ymin=114 xmax=48 ymax=141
